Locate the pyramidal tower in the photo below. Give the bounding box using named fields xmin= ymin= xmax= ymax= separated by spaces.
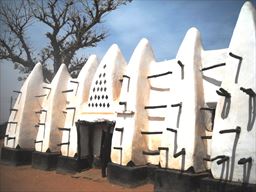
xmin=210 ymin=1 xmax=256 ymax=184
xmin=1 ymin=1 xmax=255 ymax=191
xmin=2 ymin=63 xmax=45 ymax=165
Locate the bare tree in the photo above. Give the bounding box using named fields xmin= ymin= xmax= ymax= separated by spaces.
xmin=0 ymin=0 xmax=130 ymax=81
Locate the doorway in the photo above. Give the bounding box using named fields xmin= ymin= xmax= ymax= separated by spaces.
xmin=76 ymin=120 xmax=115 ymax=177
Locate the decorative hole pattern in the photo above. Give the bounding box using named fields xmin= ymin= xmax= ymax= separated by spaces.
xmin=88 ymin=64 xmax=111 ymax=109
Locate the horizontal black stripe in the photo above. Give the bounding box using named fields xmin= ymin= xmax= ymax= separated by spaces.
xmin=200 ymin=107 xmax=215 ymax=111
xmin=34 ymin=140 xmax=43 ymax=143
xmin=238 ymin=157 xmax=252 ymax=165
xmin=141 ymin=131 xmax=162 ymax=135
xmin=158 ymin=147 xmax=168 ymax=151
xmin=8 ymin=122 xmax=17 ymax=124
xmin=147 ymin=71 xmax=172 ymax=79
xmin=142 ymin=150 xmax=160 ymax=156
xmin=203 ymin=155 xmax=225 ymax=162
xmin=7 ymin=137 xmax=15 ymax=140
xmin=171 ymin=103 xmax=182 ymax=107
xmin=201 ymin=136 xmax=212 ymax=139
xmin=123 ymin=75 xmax=130 ymax=79
xmin=66 ymin=107 xmax=76 ymax=110
xmin=145 ymin=105 xmax=167 ymax=109
xmin=201 ymin=63 xmax=225 ymax=71
xmin=57 ymin=142 xmax=70 ymax=146
xmin=217 ymin=156 xmax=229 ymax=165
xmin=229 ymin=52 xmax=242 ymax=60
xmin=115 ymin=128 xmax=124 ymax=132
xmin=70 ymin=80 xmax=79 ymax=84
xmin=62 ymin=89 xmax=74 ymax=93
xmin=166 ymin=128 xmax=177 ymax=133
xmin=113 ymin=147 xmax=122 ymax=150
xmin=58 ymin=128 xmax=71 ymax=131
xmin=240 ymin=87 xmax=256 ymax=96
xmin=219 ymin=127 xmax=240 ymax=134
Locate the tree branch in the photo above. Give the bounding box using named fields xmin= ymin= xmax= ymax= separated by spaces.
xmin=1 ymin=0 xmax=131 ymax=82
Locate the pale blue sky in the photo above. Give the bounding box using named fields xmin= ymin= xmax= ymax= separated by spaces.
xmin=0 ymin=0 xmax=255 ymax=123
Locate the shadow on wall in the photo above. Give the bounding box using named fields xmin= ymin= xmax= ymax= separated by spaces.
xmin=0 ymin=122 xmax=7 ymax=139
xmin=247 ymin=94 xmax=255 ymax=131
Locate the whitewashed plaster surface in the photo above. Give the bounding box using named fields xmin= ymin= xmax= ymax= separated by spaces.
xmin=60 ymin=55 xmax=99 ymax=157
xmin=144 ymin=59 xmax=174 ymax=165
xmin=202 ymin=49 xmax=227 ymax=103
xmin=35 ymin=64 xmax=70 ymax=152
xmin=78 ymin=44 xmax=127 ymax=158
xmin=4 ymin=63 xmax=44 ymax=149
xmin=111 ymin=38 xmax=154 ymax=165
xmin=80 ymin=44 xmax=127 ymax=121
xmin=211 ymin=2 xmax=256 ymax=184
xmin=159 ymin=28 xmax=207 ymax=172
xmin=4 ymin=1 xmax=255 ymax=185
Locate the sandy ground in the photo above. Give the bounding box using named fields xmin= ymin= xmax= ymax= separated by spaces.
xmin=0 ymin=139 xmax=153 ymax=192
xmin=0 ymin=164 xmax=153 ymax=192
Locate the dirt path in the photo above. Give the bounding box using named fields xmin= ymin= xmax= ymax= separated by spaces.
xmin=0 ymin=164 xmax=153 ymax=192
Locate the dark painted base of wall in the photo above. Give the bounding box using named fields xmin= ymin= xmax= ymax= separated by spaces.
xmin=56 ymin=156 xmax=91 ymax=174
xmin=107 ymin=162 xmax=148 ymax=187
xmin=32 ymin=151 xmax=60 ymax=171
xmin=92 ymin=156 xmax=102 ymax=169
xmin=200 ymin=177 xmax=256 ymax=192
xmin=154 ymin=168 xmax=209 ymax=192
xmin=0 ymin=147 xmax=33 ymax=166
xmin=147 ymin=164 xmax=159 ymax=183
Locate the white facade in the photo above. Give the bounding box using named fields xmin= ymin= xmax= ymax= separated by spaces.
xmin=4 ymin=1 xmax=255 ymax=184
xmin=211 ymin=2 xmax=256 ymax=184
xmin=35 ymin=64 xmax=70 ymax=152
xmin=4 ymin=63 xmax=44 ymax=149
xmin=60 ymin=55 xmax=99 ymax=157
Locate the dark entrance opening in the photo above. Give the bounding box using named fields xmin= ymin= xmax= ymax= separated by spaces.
xmin=76 ymin=120 xmax=115 ymax=177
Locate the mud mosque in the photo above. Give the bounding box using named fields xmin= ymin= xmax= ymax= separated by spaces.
xmin=1 ymin=2 xmax=256 ymax=192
